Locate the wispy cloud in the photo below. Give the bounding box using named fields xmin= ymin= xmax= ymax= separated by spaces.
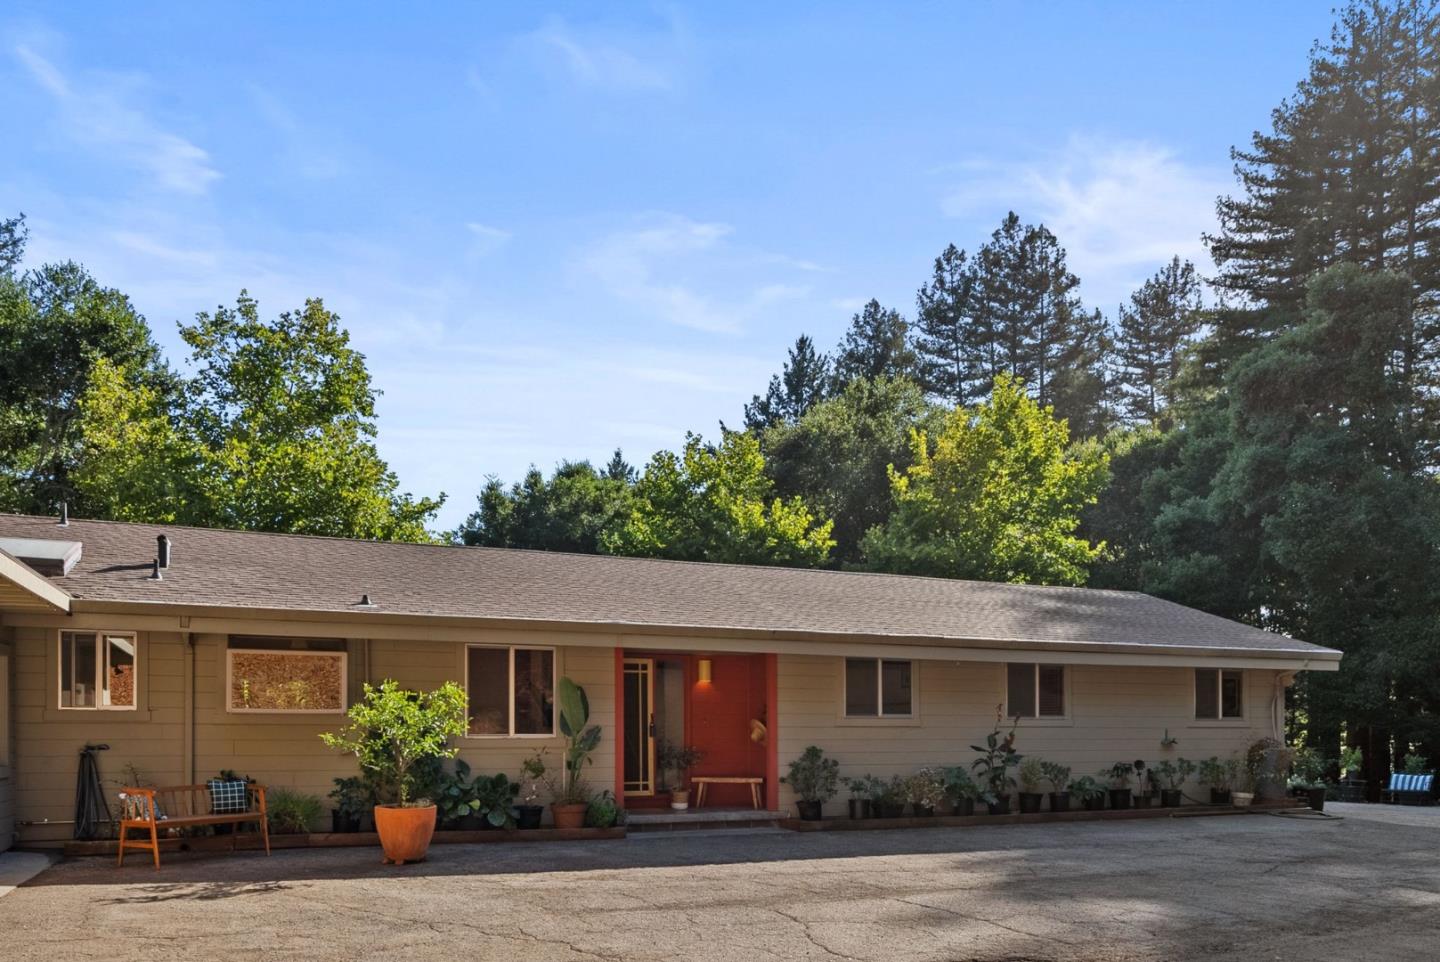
xmin=15 ymin=44 xmax=221 ymax=195
xmin=517 ymin=13 xmax=689 ymax=93
xmin=941 ymin=137 xmax=1228 ymax=308
xmin=465 ymin=221 xmax=512 ymax=255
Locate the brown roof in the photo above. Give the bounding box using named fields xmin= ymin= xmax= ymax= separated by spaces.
xmin=0 ymin=513 xmax=1338 ymax=661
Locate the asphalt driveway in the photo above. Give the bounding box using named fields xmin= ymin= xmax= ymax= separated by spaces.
xmin=3 ymin=803 xmax=1437 ymax=962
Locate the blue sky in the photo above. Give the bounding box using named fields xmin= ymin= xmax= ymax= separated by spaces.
xmin=2 ymin=3 xmax=1336 ymax=528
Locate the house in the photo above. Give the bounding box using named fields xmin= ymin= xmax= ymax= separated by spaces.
xmin=0 ymin=512 xmax=1341 ymax=849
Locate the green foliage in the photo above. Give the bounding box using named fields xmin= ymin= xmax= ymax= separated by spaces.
xmin=1197 ymin=756 xmax=1240 ymax=791
xmin=319 ymin=680 xmax=469 ymax=806
xmin=456 ymin=459 xmax=633 ymax=553
xmin=656 ymin=742 xmax=704 ymax=790
xmin=969 ymin=711 xmax=1022 ymax=803
xmin=782 ymin=746 xmax=841 ymax=804
xmin=1151 ymin=758 xmax=1196 ymax=791
xmin=832 ymin=299 xmax=917 ymax=387
xmin=1067 ymin=775 xmax=1107 ymax=803
xmin=904 ymin=768 xmax=947 ymax=809
xmin=604 ymin=430 xmax=834 ymax=566
xmin=267 ymin=788 xmax=324 ymax=834
xmin=743 ymin=334 xmax=832 ymax=431
xmin=1339 ymin=747 xmax=1363 ymax=776
xmin=1114 ymin=257 xmax=1204 ymax=425
xmin=862 ymin=375 xmax=1109 ymax=584
xmin=328 ymin=776 xmax=377 ymax=821
xmin=552 ymin=677 xmax=601 ymax=805
xmin=1289 ymin=748 xmax=1329 ymax=790
xmin=1102 ymin=761 xmax=1135 ymax=790
xmin=585 ymin=791 xmax=622 ymax=828
xmin=0 ymin=212 xmax=26 ymax=275
xmin=1017 ymin=757 xmax=1046 ymax=794
xmin=940 ymin=765 xmax=979 ymax=801
xmin=1403 ymin=753 xmax=1430 ymax=775
xmin=1038 ymin=761 xmax=1071 ymax=793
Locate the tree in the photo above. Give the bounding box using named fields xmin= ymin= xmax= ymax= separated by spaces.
xmin=1206 ymin=0 xmax=1440 ymax=462
xmin=1114 ymin=257 xmax=1205 ymax=423
xmin=456 ymin=460 xmax=632 ymax=553
xmin=74 ymin=292 xmax=443 ymax=541
xmin=913 ymin=244 xmax=980 ymax=405
xmin=762 ymin=376 xmax=941 ymax=565
xmin=0 ymin=260 xmax=171 ymax=515
xmin=603 ymin=430 xmax=834 ymax=566
xmin=0 ymin=212 xmax=26 ymax=275
xmin=832 ymin=300 xmax=917 ymax=386
xmin=861 ymin=375 xmax=1109 ymax=585
xmin=603 ymin=447 xmax=636 ymax=483
xmin=743 ymin=334 xmax=832 ymax=431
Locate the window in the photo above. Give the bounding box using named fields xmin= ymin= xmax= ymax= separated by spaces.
xmin=844 ymin=658 xmax=913 ymax=717
xmin=227 ymin=649 xmax=347 ymax=713
xmin=1195 ymin=668 xmax=1244 ymax=719
xmin=466 ymin=646 xmax=555 ymax=736
xmin=1006 ymin=663 xmax=1066 ymax=718
xmin=59 ymin=631 xmax=137 ymax=710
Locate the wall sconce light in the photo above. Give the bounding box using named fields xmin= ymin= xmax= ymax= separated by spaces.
xmin=697 ymin=657 xmax=713 ymax=684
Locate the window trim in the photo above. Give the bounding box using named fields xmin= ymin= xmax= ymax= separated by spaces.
xmin=224 ymin=648 xmax=349 ymax=715
xmin=57 ymin=630 xmax=139 ymax=712
xmin=464 ymin=643 xmax=558 ymax=739
xmin=1193 ymin=667 xmax=1246 ymax=721
xmin=1005 ymin=663 xmax=1070 ymax=721
xmin=842 ymin=657 xmax=916 ymax=719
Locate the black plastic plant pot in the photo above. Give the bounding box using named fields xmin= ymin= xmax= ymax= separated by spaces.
xmin=797 ymin=800 xmax=824 ymax=821
xmin=987 ymin=795 xmax=1011 ymax=816
xmin=1083 ymin=795 xmax=1106 ymax=812
xmin=1108 ymin=789 xmax=1132 ymax=810
xmin=1306 ymin=787 xmax=1326 ymax=813
xmin=912 ymin=803 xmax=935 ymax=817
xmin=1018 ymin=793 xmax=1044 ymax=814
xmin=879 ymin=802 xmax=905 ymax=819
xmin=953 ymin=798 xmax=976 ymax=817
xmin=331 ymin=811 xmax=361 ymax=834
xmin=516 ymin=805 xmax=543 ymax=830
xmin=847 ymin=798 xmax=871 ymax=820
xmin=1209 ymin=789 xmax=1231 ymax=805
xmin=1160 ymin=789 xmax=1183 ymax=808
xmin=1048 ymin=792 xmax=1070 ymax=813
xmin=1133 ymin=794 xmax=1152 ymax=809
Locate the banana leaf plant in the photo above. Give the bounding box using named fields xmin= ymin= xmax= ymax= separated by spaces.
xmin=970 ymin=708 xmax=1022 ymax=805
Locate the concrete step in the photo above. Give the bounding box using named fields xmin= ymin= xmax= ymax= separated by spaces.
xmin=625 ymin=808 xmax=786 ymax=832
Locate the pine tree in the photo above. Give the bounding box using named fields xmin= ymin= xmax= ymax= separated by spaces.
xmin=742 ymin=334 xmax=832 ymax=430
xmin=832 ymin=300 xmax=917 ymax=387
xmin=0 ymin=213 xmax=26 ymax=275
xmin=1114 ymin=257 xmax=1204 ymax=424
xmin=603 ymin=448 xmax=636 ymax=483
xmin=913 ymin=244 xmax=980 ymax=405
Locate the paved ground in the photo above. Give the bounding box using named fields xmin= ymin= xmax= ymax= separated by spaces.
xmin=3 ymin=803 xmax=1438 ymax=961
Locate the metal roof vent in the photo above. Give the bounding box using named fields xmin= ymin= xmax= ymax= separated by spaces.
xmin=156 ymin=534 xmax=171 ymax=569
xmin=354 ymin=593 xmax=378 ymax=609
xmin=0 ymin=537 xmax=83 ymax=576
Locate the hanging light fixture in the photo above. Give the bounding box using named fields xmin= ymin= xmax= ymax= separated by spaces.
xmin=697 ymin=657 xmax=713 ymax=685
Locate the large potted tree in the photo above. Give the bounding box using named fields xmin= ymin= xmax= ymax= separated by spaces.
xmin=782 ymin=746 xmax=840 ymax=820
xmin=320 ymin=679 xmax=468 ymax=865
xmin=972 ymin=710 xmax=1021 ymax=815
xmin=549 ymin=677 xmax=602 ymax=829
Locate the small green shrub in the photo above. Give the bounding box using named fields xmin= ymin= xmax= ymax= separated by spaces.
xmin=782 ymin=746 xmax=840 ymax=803
xmin=268 ymin=788 xmax=324 ymax=834
xmin=1403 ymin=753 xmax=1429 ymax=775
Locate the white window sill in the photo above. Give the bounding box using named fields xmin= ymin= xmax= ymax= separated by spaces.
xmin=835 ymin=715 xmax=922 ymax=728
xmin=1013 ymin=716 xmax=1075 ymax=728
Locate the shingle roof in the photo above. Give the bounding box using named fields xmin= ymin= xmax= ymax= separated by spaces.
xmin=0 ymin=513 xmax=1339 ymax=661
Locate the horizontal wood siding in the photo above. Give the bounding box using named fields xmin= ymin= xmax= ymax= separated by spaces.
xmin=776 ymin=655 xmax=1282 ymax=813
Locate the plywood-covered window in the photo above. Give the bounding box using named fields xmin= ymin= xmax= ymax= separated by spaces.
xmin=1195 ymin=668 xmax=1244 ymax=719
xmin=227 ymin=649 xmax=347 ymax=713
xmin=466 ymin=645 xmax=556 ymax=737
xmin=1006 ymin=663 xmax=1066 ymax=718
xmin=844 ymin=658 xmax=913 ymax=717
xmin=59 ymin=631 xmax=137 ymax=710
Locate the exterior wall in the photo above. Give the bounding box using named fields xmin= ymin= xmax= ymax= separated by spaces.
xmin=8 ymin=620 xmax=617 ymax=845
xmin=776 ymin=655 xmax=1283 ymax=813
xmin=1 ymin=646 xmax=13 ymax=852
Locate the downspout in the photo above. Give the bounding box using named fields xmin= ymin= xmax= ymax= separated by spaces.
xmin=182 ymin=631 xmax=195 ymax=785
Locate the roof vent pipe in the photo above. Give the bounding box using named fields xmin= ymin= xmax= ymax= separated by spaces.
xmin=156 ymin=534 xmax=171 ymax=569
xmin=150 ymin=558 xmax=163 ymax=581
xmin=58 ymin=502 xmax=68 ymax=527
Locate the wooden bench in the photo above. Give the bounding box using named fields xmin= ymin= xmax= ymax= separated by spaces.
xmin=117 ymin=783 xmax=270 ymax=868
xmin=1382 ymin=773 xmax=1434 ymax=805
xmin=692 ymin=776 xmax=764 ymax=810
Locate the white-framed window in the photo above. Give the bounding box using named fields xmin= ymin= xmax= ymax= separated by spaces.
xmin=844 ymin=658 xmax=914 ymax=717
xmin=226 ymin=649 xmax=348 ymax=713
xmin=59 ymin=631 xmax=138 ymax=710
xmin=466 ymin=645 xmax=556 ymax=737
xmin=1195 ymin=668 xmax=1244 ymax=719
xmin=1006 ymin=663 xmax=1067 ymax=719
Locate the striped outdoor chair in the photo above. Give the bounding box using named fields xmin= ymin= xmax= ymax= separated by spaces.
xmin=1382 ymin=773 xmax=1434 ymax=805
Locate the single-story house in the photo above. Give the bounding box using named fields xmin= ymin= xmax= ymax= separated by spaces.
xmin=0 ymin=512 xmax=1341 ymax=849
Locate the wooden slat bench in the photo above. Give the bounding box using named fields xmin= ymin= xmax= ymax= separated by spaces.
xmin=117 ymin=783 xmax=270 ymax=868
xmin=692 ymin=776 xmax=764 ymax=810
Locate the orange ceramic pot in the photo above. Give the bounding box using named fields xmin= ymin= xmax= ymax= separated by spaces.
xmin=374 ymin=804 xmax=437 ymax=864
xmin=551 ymin=802 xmax=587 ymax=830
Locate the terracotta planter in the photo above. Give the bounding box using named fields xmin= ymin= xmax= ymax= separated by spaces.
xmin=374 ymin=804 xmax=437 ymax=865
xmin=552 ymin=802 xmax=588 ymax=830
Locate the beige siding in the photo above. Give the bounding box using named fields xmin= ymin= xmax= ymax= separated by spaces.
xmin=1 ymin=648 xmax=12 ymax=851
xmin=776 ymin=655 xmax=1282 ymax=812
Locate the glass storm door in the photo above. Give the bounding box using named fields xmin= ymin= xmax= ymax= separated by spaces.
xmin=623 ymin=658 xmax=656 ymax=796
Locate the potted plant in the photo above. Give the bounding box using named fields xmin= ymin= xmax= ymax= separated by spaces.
xmin=328 ymin=776 xmax=371 ymax=833
xmin=942 ymin=766 xmax=979 ymax=816
xmin=437 ymin=759 xmax=482 ymax=829
xmin=1103 ymin=762 xmax=1135 ymax=810
xmin=1152 ymin=758 xmax=1195 ymax=807
xmin=874 ymin=775 xmax=907 ymax=818
xmin=549 ymin=677 xmax=602 ymax=829
xmin=1133 ymin=760 xmax=1153 ymax=809
xmin=472 ymin=773 xmax=519 ymax=828
xmin=1040 ymin=761 xmax=1071 ymax=812
xmin=906 ymin=767 xmax=947 ymax=817
xmin=1337 ymin=745 xmax=1364 ymax=801
xmin=1069 ymin=775 xmax=1107 ymax=811
xmin=1288 ymin=747 xmax=1328 ymax=812
xmin=971 ymin=709 xmax=1021 ymax=815
xmin=320 ymin=679 xmax=469 ymax=864
xmin=782 ymin=746 xmax=840 ymax=820
xmin=267 ymin=788 xmax=324 ymax=834
xmin=586 ymin=791 xmax=623 ymax=828
xmin=516 ymin=750 xmax=547 ymax=829
xmin=1197 ymin=756 xmax=1236 ymax=804
xmin=1016 ymin=757 xmax=1046 ymax=814
xmin=841 ymin=776 xmax=873 ymax=820
xmin=657 ymin=743 xmax=705 ymax=810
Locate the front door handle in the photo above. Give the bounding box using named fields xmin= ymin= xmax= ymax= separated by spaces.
xmin=648 ymin=714 xmax=656 ymax=738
